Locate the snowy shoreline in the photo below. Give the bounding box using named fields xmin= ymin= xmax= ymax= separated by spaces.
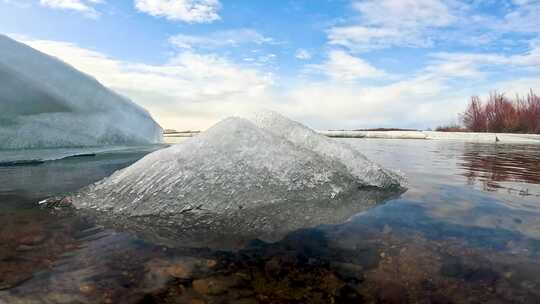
xmin=164 ymin=130 xmax=540 ymax=144
xmin=318 ymin=130 xmax=540 ymax=144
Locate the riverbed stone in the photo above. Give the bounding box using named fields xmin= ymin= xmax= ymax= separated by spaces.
xmin=192 ymin=275 xmax=240 ymax=295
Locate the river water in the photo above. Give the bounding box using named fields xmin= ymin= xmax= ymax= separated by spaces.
xmin=1 ymin=139 xmax=539 ymax=303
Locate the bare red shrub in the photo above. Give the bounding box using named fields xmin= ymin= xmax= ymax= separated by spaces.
xmin=462 ymin=96 xmax=486 ymax=132
xmin=484 ymin=92 xmax=518 ymax=132
xmin=515 ymin=90 xmax=540 ymax=133
xmin=460 ymin=90 xmax=539 ymax=134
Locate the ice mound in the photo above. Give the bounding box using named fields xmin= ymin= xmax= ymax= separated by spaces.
xmin=70 ymin=112 xmax=404 ymax=246
xmin=246 ymin=110 xmax=404 ymax=188
xmin=0 ymin=35 xmax=162 ymax=150
xmin=73 ymin=117 xmax=361 ymax=215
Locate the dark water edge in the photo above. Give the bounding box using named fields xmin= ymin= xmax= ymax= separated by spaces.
xmin=1 ymin=139 xmax=540 ymax=303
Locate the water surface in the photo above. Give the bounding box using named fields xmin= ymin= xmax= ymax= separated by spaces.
xmin=1 ymin=139 xmax=540 ymax=303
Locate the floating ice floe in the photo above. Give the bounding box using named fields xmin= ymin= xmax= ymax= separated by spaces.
xmin=0 ymin=35 xmax=162 ymax=150
xmin=70 ymin=111 xmax=405 ymax=247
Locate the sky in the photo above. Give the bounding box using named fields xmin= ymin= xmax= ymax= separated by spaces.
xmin=1 ymin=0 xmax=540 ymax=131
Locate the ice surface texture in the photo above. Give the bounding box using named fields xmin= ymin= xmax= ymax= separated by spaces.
xmin=246 ymin=110 xmax=404 ymax=188
xmin=0 ymin=35 xmax=162 ymax=149
xmin=71 ymin=112 xmax=405 ymax=246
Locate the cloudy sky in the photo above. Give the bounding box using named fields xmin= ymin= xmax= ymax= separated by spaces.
xmin=1 ymin=0 xmax=540 ymax=130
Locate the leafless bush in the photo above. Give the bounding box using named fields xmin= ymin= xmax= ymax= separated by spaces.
xmin=461 ymin=90 xmax=539 ymax=133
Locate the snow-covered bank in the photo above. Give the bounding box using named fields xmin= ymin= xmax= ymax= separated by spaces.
xmin=424 ymin=131 xmax=540 ymax=144
xmin=0 ymin=35 xmax=162 ymax=149
xmin=320 ymin=130 xmax=428 ymax=140
xmin=319 ymin=130 xmax=540 ymax=144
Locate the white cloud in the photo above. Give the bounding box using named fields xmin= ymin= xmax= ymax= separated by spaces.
xmin=2 ymin=0 xmax=33 ymax=8
xmin=352 ymin=0 xmax=455 ymax=29
xmin=411 ymin=47 xmax=540 ymax=89
xmin=14 ymin=35 xmax=457 ymax=131
xmin=503 ymin=0 xmax=540 ymax=32
xmin=169 ymin=29 xmax=273 ymax=49
xmin=134 ymin=0 xmax=220 ymax=23
xmin=282 ymin=74 xmax=465 ymax=130
xmin=326 ymin=0 xmax=540 ymax=52
xmin=295 ymin=49 xmax=311 ymax=60
xmin=328 ymin=26 xmax=432 ymax=52
xmin=309 ymin=50 xmax=387 ymax=82
xmin=11 ymin=33 xmax=540 ymax=132
xmin=288 ymin=43 xmax=540 ymax=129
xmin=494 ymin=76 xmax=540 ymax=95
xmin=39 ymin=0 xmax=103 ymax=17
xmin=430 ymin=43 xmax=540 ymax=69
xmin=15 ymin=36 xmax=272 ymax=130
xmin=424 ymin=60 xmax=484 ymax=79
xmin=328 ymin=0 xmax=456 ymax=52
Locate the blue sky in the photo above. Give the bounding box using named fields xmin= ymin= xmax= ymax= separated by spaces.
xmin=1 ymin=0 xmax=540 ymax=130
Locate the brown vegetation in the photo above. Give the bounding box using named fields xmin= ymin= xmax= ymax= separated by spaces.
xmin=438 ymin=90 xmax=540 ymax=133
xmin=435 ymin=124 xmax=467 ymax=132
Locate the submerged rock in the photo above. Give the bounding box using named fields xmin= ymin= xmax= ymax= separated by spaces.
xmin=70 ymin=111 xmax=405 ymax=246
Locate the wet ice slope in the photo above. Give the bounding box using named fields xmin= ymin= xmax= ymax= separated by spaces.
xmin=247 ymin=110 xmax=404 ymax=188
xmin=0 ymin=35 xmax=162 ymax=150
xmin=70 ymin=112 xmax=404 ymax=245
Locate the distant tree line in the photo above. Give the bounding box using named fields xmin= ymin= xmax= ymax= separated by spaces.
xmin=437 ymin=90 xmax=540 ymax=134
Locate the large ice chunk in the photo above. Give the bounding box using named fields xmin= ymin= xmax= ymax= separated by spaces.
xmin=246 ymin=110 xmax=404 ymax=188
xmin=0 ymin=35 xmax=162 ymax=149
xmin=73 ymin=117 xmax=360 ymax=215
xmin=71 ymin=113 xmax=404 ymax=246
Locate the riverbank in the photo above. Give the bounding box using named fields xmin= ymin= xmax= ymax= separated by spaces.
xmin=163 ymin=131 xmax=200 ymax=138
xmin=319 ymin=130 xmax=540 ymax=144
xmin=164 ymin=129 xmax=540 ymax=144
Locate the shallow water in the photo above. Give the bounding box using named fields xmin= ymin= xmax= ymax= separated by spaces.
xmin=1 ymin=139 xmax=540 ymax=303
